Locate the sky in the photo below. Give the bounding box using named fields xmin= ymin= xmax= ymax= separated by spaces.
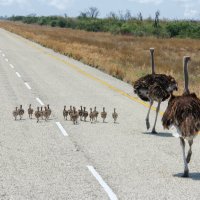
xmin=0 ymin=0 xmax=199 ymax=19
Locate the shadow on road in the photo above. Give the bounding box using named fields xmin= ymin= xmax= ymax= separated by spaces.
xmin=143 ymin=132 xmax=173 ymax=138
xmin=174 ymin=173 xmax=200 ymax=180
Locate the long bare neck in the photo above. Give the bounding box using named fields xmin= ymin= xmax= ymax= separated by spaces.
xmin=150 ymin=50 xmax=155 ymax=74
xmin=183 ymin=58 xmax=190 ymax=94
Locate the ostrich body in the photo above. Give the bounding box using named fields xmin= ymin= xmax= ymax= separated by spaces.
xmin=13 ymin=107 xmax=18 ymax=120
xmin=162 ymin=56 xmax=200 ymax=177
xmin=112 ymin=108 xmax=118 ymax=123
xmin=63 ymin=106 xmax=68 ymax=120
xmin=35 ymin=107 xmax=41 ymax=123
xmin=78 ymin=106 xmax=83 ymax=121
xmin=89 ymin=108 xmax=95 ymax=123
xmin=47 ymin=104 xmax=51 ymax=119
xmin=133 ymin=48 xmax=178 ymax=133
xmin=101 ymin=107 xmax=107 ymax=123
xmin=83 ymin=107 xmax=88 ymax=122
xmin=18 ymin=105 xmax=25 ymax=120
xmin=71 ymin=107 xmax=78 ymax=125
xmin=28 ymin=104 xmax=34 ymax=119
xmin=68 ymin=106 xmax=73 ymax=121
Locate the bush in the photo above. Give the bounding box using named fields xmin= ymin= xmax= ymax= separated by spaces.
xmin=38 ymin=17 xmax=48 ymax=25
xmin=50 ymin=20 xmax=57 ymax=27
xmin=57 ymin=19 xmax=66 ymax=28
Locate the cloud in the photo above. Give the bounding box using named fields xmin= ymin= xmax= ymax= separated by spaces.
xmin=0 ymin=0 xmax=73 ymax=10
xmin=173 ymin=0 xmax=200 ymax=18
xmin=0 ymin=0 xmax=27 ymax=6
xmin=183 ymin=4 xmax=199 ymax=18
xmin=41 ymin=0 xmax=73 ymax=10
xmin=129 ymin=0 xmax=163 ymax=4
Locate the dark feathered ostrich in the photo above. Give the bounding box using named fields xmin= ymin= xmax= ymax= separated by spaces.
xmin=162 ymin=56 xmax=200 ymax=177
xmin=134 ymin=48 xmax=178 ymax=133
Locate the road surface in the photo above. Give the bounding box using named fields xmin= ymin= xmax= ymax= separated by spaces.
xmin=0 ymin=28 xmax=200 ymax=200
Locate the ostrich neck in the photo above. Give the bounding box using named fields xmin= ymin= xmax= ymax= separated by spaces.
xmin=151 ymin=52 xmax=155 ymax=74
xmin=184 ymin=60 xmax=189 ymax=94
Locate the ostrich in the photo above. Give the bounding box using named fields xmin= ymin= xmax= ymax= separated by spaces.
xmin=162 ymin=56 xmax=200 ymax=177
xmin=133 ymin=48 xmax=178 ymax=134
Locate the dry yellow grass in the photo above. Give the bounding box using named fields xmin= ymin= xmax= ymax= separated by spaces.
xmin=0 ymin=21 xmax=199 ymax=96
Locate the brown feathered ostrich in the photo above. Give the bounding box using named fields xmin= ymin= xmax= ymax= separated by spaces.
xmin=134 ymin=48 xmax=178 ymax=134
xmin=162 ymin=56 xmax=200 ymax=177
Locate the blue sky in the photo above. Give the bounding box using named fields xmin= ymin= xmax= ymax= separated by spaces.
xmin=0 ymin=0 xmax=199 ymax=19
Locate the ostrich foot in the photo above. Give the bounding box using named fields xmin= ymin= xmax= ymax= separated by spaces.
xmin=151 ymin=129 xmax=158 ymax=134
xmin=182 ymin=170 xmax=189 ymax=178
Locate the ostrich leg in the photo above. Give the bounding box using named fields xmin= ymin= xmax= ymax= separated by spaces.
xmin=146 ymin=100 xmax=153 ymax=130
xmin=186 ymin=139 xmax=193 ymax=163
xmin=180 ymin=138 xmax=189 ymax=177
xmin=151 ymin=100 xmax=161 ymax=134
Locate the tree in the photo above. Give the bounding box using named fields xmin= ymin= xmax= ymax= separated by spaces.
xmin=138 ymin=12 xmax=143 ymax=21
xmin=86 ymin=7 xmax=100 ymax=18
xmin=124 ymin=10 xmax=132 ymax=21
xmin=79 ymin=11 xmax=88 ymax=18
xmin=154 ymin=10 xmax=160 ymax=28
xmin=107 ymin=12 xmax=118 ymax=20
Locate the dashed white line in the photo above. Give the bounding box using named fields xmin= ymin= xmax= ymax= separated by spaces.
xmin=0 ymin=50 xmax=2 ymax=53
xmin=56 ymin=122 xmax=68 ymax=136
xmin=24 ymin=82 xmax=31 ymax=90
xmin=87 ymin=166 xmax=118 ymax=200
xmin=9 ymin=64 xmax=14 ymax=68
xmin=2 ymin=54 xmax=5 ymax=57
xmin=5 ymin=58 xmax=8 ymax=62
xmin=36 ymin=97 xmax=44 ymax=106
xmin=16 ymin=72 xmax=21 ymax=78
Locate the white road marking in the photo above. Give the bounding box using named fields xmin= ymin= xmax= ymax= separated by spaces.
xmin=16 ymin=72 xmax=21 ymax=78
xmin=0 ymin=50 xmax=2 ymax=52
xmin=56 ymin=122 xmax=68 ymax=136
xmin=87 ymin=166 xmax=118 ymax=200
xmin=5 ymin=58 xmax=8 ymax=62
xmin=9 ymin=64 xmax=14 ymax=68
xmin=24 ymin=82 xmax=31 ymax=90
xmin=36 ymin=97 xmax=44 ymax=106
xmin=2 ymin=53 xmax=5 ymax=57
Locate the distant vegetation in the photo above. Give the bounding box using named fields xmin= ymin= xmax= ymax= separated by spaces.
xmin=7 ymin=8 xmax=200 ymax=39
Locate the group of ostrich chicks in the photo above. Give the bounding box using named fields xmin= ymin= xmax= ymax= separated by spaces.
xmin=13 ymin=105 xmax=118 ymax=124
xmin=12 ymin=105 xmax=52 ymax=122
xmin=63 ymin=106 xmax=118 ymax=124
xmin=134 ymin=48 xmax=200 ymax=178
xmin=12 ymin=48 xmax=200 ymax=178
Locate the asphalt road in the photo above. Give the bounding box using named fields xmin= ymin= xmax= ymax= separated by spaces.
xmin=0 ymin=28 xmax=200 ymax=200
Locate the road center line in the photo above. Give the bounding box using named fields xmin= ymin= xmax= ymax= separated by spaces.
xmin=87 ymin=166 xmax=118 ymax=200
xmin=55 ymin=122 xmax=68 ymax=136
xmin=16 ymin=72 xmax=21 ymax=78
xmin=24 ymin=82 xmax=31 ymax=90
xmin=36 ymin=97 xmax=44 ymax=106
xmin=9 ymin=64 xmax=14 ymax=68
xmin=5 ymin=58 xmax=8 ymax=62
xmin=2 ymin=53 xmax=5 ymax=57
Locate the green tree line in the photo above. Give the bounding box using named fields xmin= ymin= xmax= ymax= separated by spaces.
xmin=8 ymin=8 xmax=200 ymax=39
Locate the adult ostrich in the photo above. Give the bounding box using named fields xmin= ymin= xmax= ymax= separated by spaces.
xmin=162 ymin=56 xmax=200 ymax=177
xmin=134 ymin=48 xmax=178 ymax=134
